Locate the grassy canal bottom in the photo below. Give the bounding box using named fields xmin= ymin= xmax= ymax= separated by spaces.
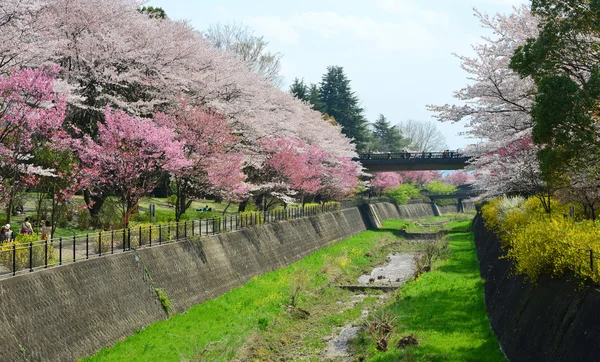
xmin=85 ymin=217 xmax=505 ymax=362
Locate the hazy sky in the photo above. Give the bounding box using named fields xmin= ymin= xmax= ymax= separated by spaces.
xmin=148 ymin=0 xmax=528 ymax=150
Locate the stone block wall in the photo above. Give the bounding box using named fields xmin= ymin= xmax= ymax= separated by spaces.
xmin=473 ymin=214 xmax=600 ymax=361
xmin=0 ymin=204 xmax=422 ymax=361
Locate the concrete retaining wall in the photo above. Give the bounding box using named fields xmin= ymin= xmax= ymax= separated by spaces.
xmin=0 ymin=203 xmax=426 ymax=361
xmin=473 ymin=214 xmax=600 ymax=362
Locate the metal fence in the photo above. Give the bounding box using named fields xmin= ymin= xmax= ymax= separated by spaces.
xmin=0 ymin=202 xmax=354 ymax=279
xmin=357 ymin=151 xmax=466 ymax=160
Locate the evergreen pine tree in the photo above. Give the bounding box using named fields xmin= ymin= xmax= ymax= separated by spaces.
xmin=371 ymin=114 xmax=408 ymax=152
xmin=318 ymin=66 xmax=369 ymax=152
xmin=289 ymin=77 xmax=308 ymax=102
xmin=307 ymin=84 xmax=326 ymax=113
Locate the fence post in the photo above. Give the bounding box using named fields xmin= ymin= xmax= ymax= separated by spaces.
xmin=139 ymin=226 xmax=142 ymax=247
xmin=59 ymin=237 xmax=63 ymax=265
xmin=86 ymin=234 xmax=89 ymax=259
xmin=176 ymin=222 xmax=179 ymax=240
xmin=149 ymin=225 xmax=152 ymax=247
xmin=191 ymin=220 xmax=194 ymax=237
xmin=122 ymin=229 xmax=126 ymax=252
xmin=158 ymin=224 xmax=162 ymax=245
xmin=29 ymin=241 xmax=33 ymax=272
xmin=12 ymin=243 xmax=16 ymax=276
xmin=213 ymin=218 xmax=216 ymax=235
xmin=185 ymin=221 xmax=188 ymax=238
xmin=44 ymin=240 xmax=48 ymax=268
xmin=73 ymin=235 xmax=76 ymax=262
xmin=127 ymin=228 xmax=131 ymax=250
xmin=99 ymin=231 xmax=102 ymax=257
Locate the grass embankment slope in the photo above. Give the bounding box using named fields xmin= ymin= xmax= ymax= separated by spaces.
xmin=363 ymin=220 xmax=505 ymax=361
xmin=85 ymin=218 xmax=503 ymax=361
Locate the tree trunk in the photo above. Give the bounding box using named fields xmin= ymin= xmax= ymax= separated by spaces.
xmin=222 ymin=201 xmax=231 ymax=215
xmin=238 ymin=198 xmax=249 ymax=213
xmin=84 ymin=189 xmax=106 ymax=227
xmin=5 ymin=191 xmax=14 ymax=224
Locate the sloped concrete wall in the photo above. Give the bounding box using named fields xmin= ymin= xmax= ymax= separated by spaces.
xmin=368 ymin=202 xmax=436 ymax=222
xmin=473 ymin=214 xmax=600 ymax=362
xmin=0 ymin=204 xmax=415 ymax=362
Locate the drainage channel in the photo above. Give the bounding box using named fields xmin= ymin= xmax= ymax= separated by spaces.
xmin=323 ymin=252 xmax=419 ymax=361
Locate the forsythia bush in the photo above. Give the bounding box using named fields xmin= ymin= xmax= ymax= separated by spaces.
xmin=482 ymin=197 xmax=598 ymax=283
xmin=0 ymin=234 xmax=55 ymax=272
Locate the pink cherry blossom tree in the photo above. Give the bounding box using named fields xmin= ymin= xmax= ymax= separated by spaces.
xmin=2 ymin=0 xmax=362 ymax=214
xmin=76 ymin=106 xmax=188 ymax=227
xmin=320 ymin=157 xmax=361 ymax=201
xmin=258 ymin=137 xmax=325 ymax=207
xmin=428 ymin=6 xmax=540 ymax=199
xmin=155 ymin=100 xmax=250 ymax=220
xmin=399 ymin=171 xmax=441 ymax=186
xmin=443 ymin=171 xmax=475 ymax=186
xmin=371 ymin=172 xmax=402 ymax=196
xmin=0 ymin=66 xmax=67 ymax=222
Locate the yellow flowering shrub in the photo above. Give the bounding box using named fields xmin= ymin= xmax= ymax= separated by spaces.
xmin=482 ymin=196 xmax=600 ymax=283
xmin=0 ymin=234 xmax=55 ymax=272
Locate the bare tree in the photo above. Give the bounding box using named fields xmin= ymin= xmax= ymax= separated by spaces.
xmin=204 ymin=22 xmax=283 ymax=87
xmin=396 ymin=119 xmax=448 ymax=152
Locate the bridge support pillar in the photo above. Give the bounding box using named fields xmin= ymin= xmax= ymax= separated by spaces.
xmin=458 ymin=199 xmax=465 ymax=213
xmin=431 ymin=201 xmax=441 ymax=217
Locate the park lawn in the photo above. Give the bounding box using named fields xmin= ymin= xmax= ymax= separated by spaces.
xmin=362 ymin=219 xmax=505 ymax=361
xmin=84 ymin=220 xmax=411 ymax=361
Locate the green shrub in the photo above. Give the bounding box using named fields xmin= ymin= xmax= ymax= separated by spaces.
xmin=386 ymin=184 xmax=421 ymax=205
xmin=76 ymin=209 xmax=92 ymax=230
xmin=425 ymin=180 xmax=457 ymax=194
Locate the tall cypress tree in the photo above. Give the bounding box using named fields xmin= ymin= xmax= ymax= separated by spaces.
xmin=318 ymin=66 xmax=369 ymax=152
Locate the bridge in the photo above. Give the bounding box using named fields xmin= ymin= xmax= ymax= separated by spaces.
xmin=357 ymin=151 xmax=470 ymax=172
xmin=420 ymin=189 xmax=481 ymax=200
xmin=421 ymin=185 xmax=482 ymax=215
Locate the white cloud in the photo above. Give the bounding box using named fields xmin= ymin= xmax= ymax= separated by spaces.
xmin=246 ymin=16 xmax=300 ymax=45
xmin=247 ymin=11 xmax=439 ymax=53
xmin=376 ymin=0 xmax=451 ymax=27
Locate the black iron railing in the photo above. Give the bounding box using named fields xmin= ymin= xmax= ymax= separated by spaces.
xmin=0 ymin=202 xmax=359 ymax=279
xmin=357 ymin=151 xmax=467 ymax=160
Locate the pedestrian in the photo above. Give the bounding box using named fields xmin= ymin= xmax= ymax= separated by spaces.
xmin=20 ymin=217 xmax=33 ymax=235
xmin=0 ymin=225 xmax=15 ymax=243
xmin=41 ymin=220 xmax=52 ymax=241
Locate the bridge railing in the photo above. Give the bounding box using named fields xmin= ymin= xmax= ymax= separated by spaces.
xmin=357 ymin=151 xmax=467 ymax=160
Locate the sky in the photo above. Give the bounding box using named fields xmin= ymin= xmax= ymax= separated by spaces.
xmin=147 ymin=0 xmax=528 ymax=150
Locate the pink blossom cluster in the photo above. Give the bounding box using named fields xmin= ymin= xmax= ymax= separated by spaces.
xmin=0 ymin=0 xmax=362 ymax=213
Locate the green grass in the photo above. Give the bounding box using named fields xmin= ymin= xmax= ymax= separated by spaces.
xmin=84 ymin=221 xmax=411 ymax=361
xmin=84 ymin=217 xmax=503 ymax=361
xmin=359 ymin=219 xmax=505 ymax=361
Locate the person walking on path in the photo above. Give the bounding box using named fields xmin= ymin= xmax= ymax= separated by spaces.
xmin=41 ymin=221 xmax=52 ymax=241
xmin=20 ymin=217 xmax=34 ymax=235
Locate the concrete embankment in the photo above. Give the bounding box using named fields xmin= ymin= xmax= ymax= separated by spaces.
xmin=0 ymin=202 xmax=436 ymax=362
xmin=473 ymin=214 xmax=600 ymax=362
